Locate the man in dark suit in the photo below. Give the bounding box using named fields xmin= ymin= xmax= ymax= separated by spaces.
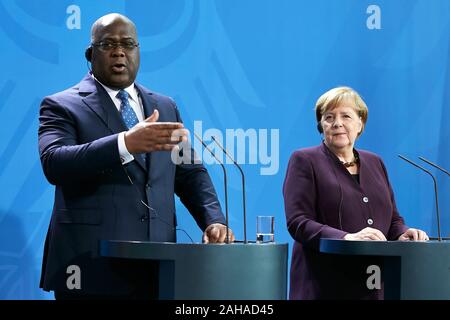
xmin=38 ymin=13 xmax=234 ymax=299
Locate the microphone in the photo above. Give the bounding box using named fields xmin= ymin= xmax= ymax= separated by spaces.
xmin=398 ymin=155 xmax=442 ymax=241
xmin=193 ymin=132 xmax=231 ymax=244
xmin=418 ymin=156 xmax=450 ymax=177
xmin=211 ymin=136 xmax=248 ymax=244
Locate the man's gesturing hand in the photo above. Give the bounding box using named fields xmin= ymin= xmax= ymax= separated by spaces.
xmin=124 ymin=110 xmax=189 ymax=153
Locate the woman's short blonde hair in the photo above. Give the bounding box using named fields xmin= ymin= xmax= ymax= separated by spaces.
xmin=315 ymin=86 xmax=369 ymax=136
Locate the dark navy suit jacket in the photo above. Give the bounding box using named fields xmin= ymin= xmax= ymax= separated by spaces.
xmin=38 ymin=74 xmax=225 ymax=294
xmin=283 ymin=142 xmax=408 ymax=300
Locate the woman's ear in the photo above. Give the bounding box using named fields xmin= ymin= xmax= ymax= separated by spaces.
xmin=358 ymin=117 xmax=363 ymax=134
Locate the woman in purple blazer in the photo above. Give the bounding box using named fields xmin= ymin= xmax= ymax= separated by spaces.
xmin=283 ymin=87 xmax=428 ymax=299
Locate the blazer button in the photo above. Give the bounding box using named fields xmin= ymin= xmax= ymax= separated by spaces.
xmin=145 ymin=183 xmax=151 ymax=189
xmin=362 ymin=196 xmax=369 ymax=203
xmin=140 ymin=215 xmax=149 ymax=222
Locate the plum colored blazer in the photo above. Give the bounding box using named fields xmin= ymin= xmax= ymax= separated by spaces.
xmin=283 ymin=142 xmax=408 ymax=299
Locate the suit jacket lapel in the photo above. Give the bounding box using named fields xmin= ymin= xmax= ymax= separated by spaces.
xmin=79 ymin=74 xmax=128 ymax=134
xmin=135 ymin=84 xmax=158 ymax=175
xmin=78 ymin=74 xmax=147 ymax=171
xmin=135 ymin=83 xmax=157 ymax=118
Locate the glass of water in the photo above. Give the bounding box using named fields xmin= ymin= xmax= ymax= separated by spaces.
xmin=256 ymin=216 xmax=274 ymax=243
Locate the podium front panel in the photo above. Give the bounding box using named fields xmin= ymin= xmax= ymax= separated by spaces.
xmin=320 ymin=239 xmax=450 ymax=300
xmin=100 ymin=241 xmax=288 ymax=300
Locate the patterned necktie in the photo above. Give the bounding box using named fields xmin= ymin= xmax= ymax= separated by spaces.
xmin=117 ymin=89 xmax=146 ymax=166
xmin=117 ymin=89 xmax=139 ymax=129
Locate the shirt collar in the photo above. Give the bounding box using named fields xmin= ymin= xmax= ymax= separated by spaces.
xmin=91 ymin=74 xmax=139 ymax=102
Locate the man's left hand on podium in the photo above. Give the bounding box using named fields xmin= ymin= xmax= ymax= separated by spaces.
xmin=203 ymin=223 xmax=235 ymax=244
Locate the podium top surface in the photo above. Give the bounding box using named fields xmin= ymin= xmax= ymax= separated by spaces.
xmin=99 ymin=240 xmax=288 ymax=260
xmin=320 ymin=238 xmax=450 ymax=257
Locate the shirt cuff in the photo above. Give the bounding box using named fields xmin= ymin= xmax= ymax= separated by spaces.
xmin=118 ymin=132 xmax=134 ymax=165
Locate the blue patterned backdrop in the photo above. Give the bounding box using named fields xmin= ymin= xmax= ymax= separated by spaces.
xmin=1 ymin=0 xmax=449 ymax=299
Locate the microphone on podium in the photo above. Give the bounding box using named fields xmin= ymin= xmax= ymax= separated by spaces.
xmin=193 ymin=132 xmax=231 ymax=244
xmin=398 ymin=154 xmax=442 ymax=241
xmin=419 ymin=156 xmax=450 ymax=241
xmin=419 ymin=156 xmax=450 ymax=177
xmin=211 ymin=136 xmax=248 ymax=244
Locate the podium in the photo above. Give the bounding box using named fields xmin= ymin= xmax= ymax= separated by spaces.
xmin=99 ymin=240 xmax=288 ymax=300
xmin=320 ymin=239 xmax=450 ymax=300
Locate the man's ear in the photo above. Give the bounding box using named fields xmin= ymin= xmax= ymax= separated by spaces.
xmin=85 ymin=46 xmax=92 ymax=62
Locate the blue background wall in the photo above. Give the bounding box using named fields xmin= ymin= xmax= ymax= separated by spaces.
xmin=1 ymin=0 xmax=449 ymax=299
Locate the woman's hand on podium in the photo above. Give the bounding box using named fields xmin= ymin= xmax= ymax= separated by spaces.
xmin=203 ymin=223 xmax=235 ymax=244
xmin=343 ymin=227 xmax=387 ymax=241
xmin=398 ymin=228 xmax=429 ymax=241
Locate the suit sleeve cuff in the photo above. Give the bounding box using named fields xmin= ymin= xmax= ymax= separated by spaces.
xmin=118 ymin=132 xmax=134 ymax=165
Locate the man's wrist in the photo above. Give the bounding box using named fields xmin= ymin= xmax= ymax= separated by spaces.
xmin=118 ymin=132 xmax=134 ymax=164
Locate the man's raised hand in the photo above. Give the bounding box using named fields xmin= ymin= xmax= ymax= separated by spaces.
xmin=124 ymin=110 xmax=188 ymax=153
